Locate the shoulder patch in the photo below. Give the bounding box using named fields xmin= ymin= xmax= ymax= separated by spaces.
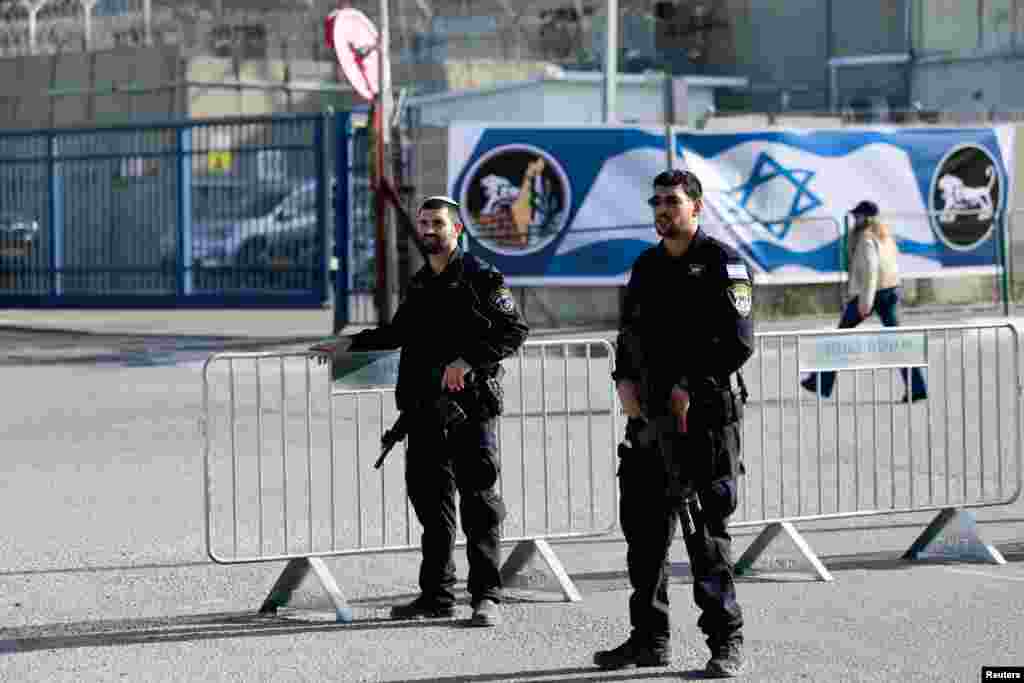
xmin=727 ymin=281 xmax=753 ymax=317
xmin=491 ymin=286 xmax=516 ymax=313
xmin=726 ymin=263 xmax=749 ymax=281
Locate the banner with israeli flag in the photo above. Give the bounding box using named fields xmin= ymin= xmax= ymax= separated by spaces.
xmin=448 ymin=124 xmax=1015 ymax=285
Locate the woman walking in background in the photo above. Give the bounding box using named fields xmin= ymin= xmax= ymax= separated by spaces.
xmin=801 ymin=200 xmax=928 ymax=402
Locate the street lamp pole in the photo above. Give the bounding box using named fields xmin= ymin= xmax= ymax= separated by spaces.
xmin=602 ymin=0 xmax=618 ymax=123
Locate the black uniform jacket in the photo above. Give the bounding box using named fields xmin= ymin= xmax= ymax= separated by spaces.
xmin=350 ymin=247 xmax=529 ymax=412
xmin=613 ymin=228 xmax=754 ymax=413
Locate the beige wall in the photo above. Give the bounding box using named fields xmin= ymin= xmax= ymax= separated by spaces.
xmin=0 ymin=47 xmax=555 ymax=130
xmin=0 ymin=46 xmax=185 ymax=130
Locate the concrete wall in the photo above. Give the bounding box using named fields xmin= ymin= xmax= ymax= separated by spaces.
xmin=0 ymin=49 xmax=557 ymax=130
xmin=0 ymin=46 xmax=184 ymax=130
xmin=411 ymin=76 xmax=720 ymax=128
xmin=912 ymin=54 xmax=1024 ymax=115
xmin=735 ymin=0 xmax=830 ymax=110
xmin=722 ymin=0 xmax=912 ymax=112
xmin=414 ymin=82 xmax=548 ymax=127
xmin=542 ymin=79 xmax=665 ymax=125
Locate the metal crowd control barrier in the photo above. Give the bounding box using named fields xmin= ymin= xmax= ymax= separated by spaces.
xmin=201 ymin=338 xmax=619 ymax=620
xmin=731 ymin=322 xmax=1023 ymax=581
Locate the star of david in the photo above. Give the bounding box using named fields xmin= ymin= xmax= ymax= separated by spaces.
xmin=729 ymin=152 xmax=822 ymax=239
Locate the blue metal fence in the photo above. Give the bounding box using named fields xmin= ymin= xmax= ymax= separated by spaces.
xmin=336 ymin=114 xmax=379 ymax=326
xmin=0 ymin=113 xmax=356 ymax=308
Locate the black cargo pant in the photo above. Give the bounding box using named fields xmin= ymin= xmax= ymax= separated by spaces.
xmin=618 ymin=413 xmax=744 ymax=652
xmin=405 ymin=414 xmax=506 ymax=607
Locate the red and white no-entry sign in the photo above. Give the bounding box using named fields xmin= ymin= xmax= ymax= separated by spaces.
xmin=325 ymin=7 xmax=388 ymax=102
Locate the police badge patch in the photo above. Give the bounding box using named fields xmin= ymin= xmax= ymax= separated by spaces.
xmin=728 ymin=282 xmax=752 ymax=317
xmin=492 ymin=287 xmax=516 ymax=313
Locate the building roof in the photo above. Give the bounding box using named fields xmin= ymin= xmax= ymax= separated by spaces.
xmin=402 ymin=68 xmax=749 ymax=109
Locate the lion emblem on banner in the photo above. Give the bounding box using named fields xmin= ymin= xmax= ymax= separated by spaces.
xmin=937 ymin=166 xmax=996 ymax=223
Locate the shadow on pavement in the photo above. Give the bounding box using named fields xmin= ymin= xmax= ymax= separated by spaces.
xmin=0 ymin=611 xmax=477 ymax=654
xmin=571 ymin=544 xmax=1024 ymax=590
xmin=388 ymin=668 xmax=707 ymax=682
xmin=0 ymin=559 xmax=215 ymax=578
xmin=0 ymin=614 xmax=711 ymax=682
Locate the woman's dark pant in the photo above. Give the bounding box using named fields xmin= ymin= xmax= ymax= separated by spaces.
xmin=405 ymin=416 xmax=506 ymax=607
xmin=808 ymin=287 xmax=928 ymax=399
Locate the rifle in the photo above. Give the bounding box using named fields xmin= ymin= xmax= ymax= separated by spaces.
xmin=375 ymin=412 xmax=409 ymax=469
xmin=373 ymin=392 xmax=470 ymax=469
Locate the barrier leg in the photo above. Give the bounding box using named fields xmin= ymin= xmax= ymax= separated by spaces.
xmin=733 ymin=521 xmax=833 ymax=582
xmin=500 ymin=538 xmax=582 ymax=602
xmin=259 ymin=557 xmax=354 ymax=622
xmin=902 ymin=507 xmax=1006 ymax=565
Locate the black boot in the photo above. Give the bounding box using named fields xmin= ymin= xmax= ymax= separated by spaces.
xmin=389 ymin=596 xmax=456 ymax=620
xmin=593 ymin=638 xmax=669 ymax=670
xmin=706 ymin=638 xmax=745 ymax=678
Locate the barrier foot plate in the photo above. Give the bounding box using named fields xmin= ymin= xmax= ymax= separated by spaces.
xmin=500 ymin=539 xmax=582 ymax=602
xmin=259 ymin=557 xmax=354 ymax=622
xmin=902 ymin=507 xmax=1006 ymax=565
xmin=734 ymin=521 xmax=833 ymax=582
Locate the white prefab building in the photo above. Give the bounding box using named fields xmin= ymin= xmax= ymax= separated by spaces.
xmin=404 ymin=69 xmax=748 ymax=127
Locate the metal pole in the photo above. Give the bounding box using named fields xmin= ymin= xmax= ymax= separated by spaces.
xmin=374 ymin=104 xmax=391 ymax=322
xmin=1001 ymin=210 xmax=1012 ymax=316
xmin=664 ymin=70 xmax=674 ymax=169
xmin=379 ymin=0 xmax=392 ymax=145
xmin=602 ymin=0 xmax=618 ymax=123
xmin=380 ymin=0 xmax=398 ymax=317
xmin=143 ymin=0 xmax=152 ymax=47
xmin=333 ymin=112 xmax=352 ymax=334
xmin=375 ymin=0 xmax=395 ymax=323
xmin=21 ymin=0 xmax=44 ymax=56
xmin=82 ymin=0 xmax=97 ymax=51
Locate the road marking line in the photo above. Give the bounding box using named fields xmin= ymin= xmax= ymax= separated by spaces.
xmin=944 ymin=568 xmax=1024 ymax=582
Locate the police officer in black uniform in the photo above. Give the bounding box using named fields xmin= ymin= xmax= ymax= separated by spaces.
xmin=593 ymin=170 xmax=753 ymax=677
xmin=310 ymin=196 xmax=528 ymax=627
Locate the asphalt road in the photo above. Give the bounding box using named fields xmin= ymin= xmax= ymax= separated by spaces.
xmin=1 ymin=316 xmax=1023 ymax=682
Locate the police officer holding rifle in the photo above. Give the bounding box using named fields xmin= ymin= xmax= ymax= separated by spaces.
xmin=594 ymin=170 xmax=754 ymax=677
xmin=311 ymin=195 xmax=528 ymax=627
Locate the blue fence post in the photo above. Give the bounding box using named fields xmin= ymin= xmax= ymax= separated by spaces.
xmin=47 ymin=132 xmax=63 ymax=297
xmin=315 ymin=114 xmax=329 ymax=305
xmin=332 ymin=111 xmax=351 ymax=334
xmin=998 ymin=209 xmax=1010 ymax=316
xmin=176 ymin=126 xmax=192 ymax=297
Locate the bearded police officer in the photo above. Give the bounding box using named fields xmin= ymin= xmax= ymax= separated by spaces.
xmin=594 ymin=170 xmax=753 ymax=677
xmin=310 ymin=196 xmax=528 ymax=627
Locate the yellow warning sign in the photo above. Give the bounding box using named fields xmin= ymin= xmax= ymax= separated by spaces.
xmin=207 ymin=150 xmax=233 ymax=174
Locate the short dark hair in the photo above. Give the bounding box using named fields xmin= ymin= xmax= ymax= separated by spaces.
xmin=653 ymin=169 xmax=703 ymax=200
xmin=418 ymin=196 xmax=461 ymax=222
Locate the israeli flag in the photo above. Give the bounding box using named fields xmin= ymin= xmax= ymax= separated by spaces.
xmin=681 ymin=140 xmax=939 ymax=282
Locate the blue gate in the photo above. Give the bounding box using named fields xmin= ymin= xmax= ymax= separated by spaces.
xmin=0 ymin=113 xmax=356 ymax=308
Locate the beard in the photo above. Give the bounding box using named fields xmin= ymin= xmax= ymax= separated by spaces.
xmin=421 ymin=235 xmax=445 ymax=254
xmin=655 ymin=217 xmax=683 ymax=238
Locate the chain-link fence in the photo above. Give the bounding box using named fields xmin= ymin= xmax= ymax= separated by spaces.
xmin=0 ymin=112 xmax=336 ymax=304
xmin=0 ymin=0 xmax=640 ymax=62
